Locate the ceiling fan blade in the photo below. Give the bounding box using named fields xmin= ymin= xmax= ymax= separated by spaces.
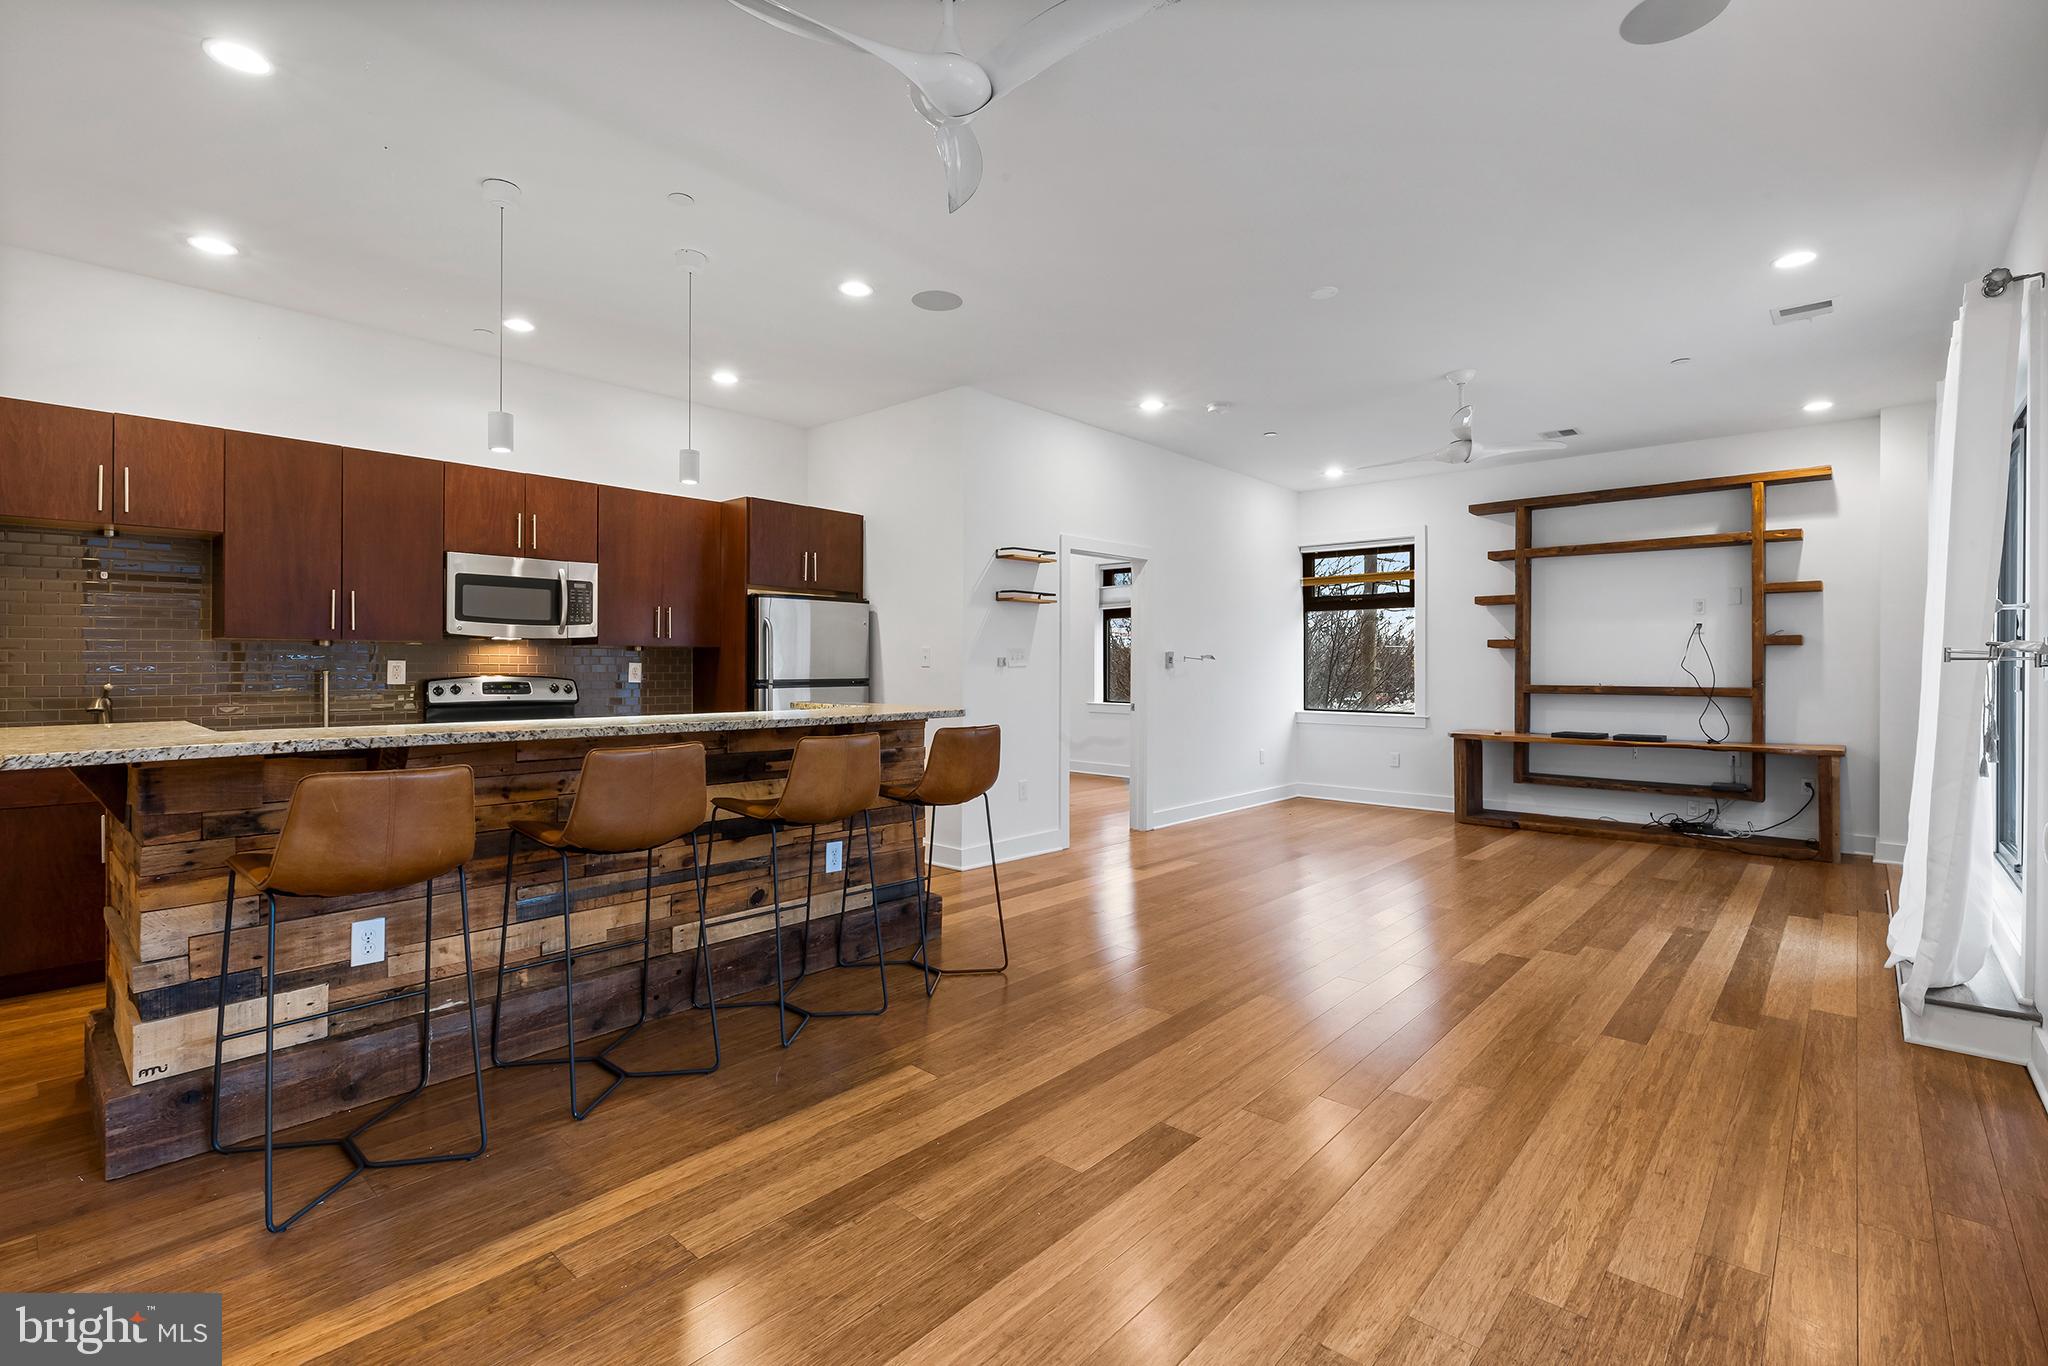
xmin=1470 ymin=441 xmax=1568 ymax=460
xmin=1619 ymin=0 xmax=1732 ymax=45
xmin=912 ymin=87 xmax=986 ymax=212
xmin=983 ymin=0 xmax=1179 ymax=102
xmin=1412 ymin=440 xmax=1472 ymax=464
xmin=725 ymin=0 xmax=985 ymax=110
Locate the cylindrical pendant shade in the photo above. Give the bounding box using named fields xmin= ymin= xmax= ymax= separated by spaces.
xmin=677 ymin=448 xmax=701 ymax=486
xmin=488 ymin=410 xmax=515 ymax=455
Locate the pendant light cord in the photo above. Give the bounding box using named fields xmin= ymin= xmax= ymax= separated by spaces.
xmin=686 ymin=268 xmax=694 ymax=450
xmin=496 ymin=205 xmax=506 ymax=411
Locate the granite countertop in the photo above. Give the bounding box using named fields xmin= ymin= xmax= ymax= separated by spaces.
xmin=0 ymin=704 xmax=966 ymax=770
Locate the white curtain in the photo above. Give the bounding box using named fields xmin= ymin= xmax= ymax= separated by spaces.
xmin=1889 ymin=281 xmax=2023 ymax=1011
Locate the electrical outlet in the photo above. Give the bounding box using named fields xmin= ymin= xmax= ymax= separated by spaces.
xmin=1018 ymin=778 xmax=1029 ymax=802
xmin=627 ymin=661 xmax=643 ymax=684
xmin=1728 ymin=586 xmax=1745 ymax=606
xmin=1388 ymin=751 xmax=1401 ymax=769
xmin=385 ymin=659 xmax=406 ymax=686
xmin=920 ymin=645 xmax=932 ymax=669
xmin=350 ymin=917 xmax=385 ymax=967
xmin=1691 ymin=597 xmax=1708 ymax=616
xmin=825 ymin=840 xmax=844 ymax=874
xmin=1258 ymin=747 xmax=1266 ymax=766
xmin=1686 ymin=800 xmax=1706 ymax=819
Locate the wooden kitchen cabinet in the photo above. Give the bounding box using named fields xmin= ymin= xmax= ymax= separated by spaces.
xmin=444 ymin=464 xmax=599 ymax=562
xmin=342 ymin=449 xmax=444 ymax=641
xmin=599 ymin=486 xmax=723 ymax=647
xmin=0 ymin=771 xmax=105 ymax=999
xmin=217 ymin=433 xmax=344 ymax=639
xmin=737 ymin=497 xmax=864 ymax=595
xmin=112 ymin=415 xmax=224 ymax=534
xmin=0 ymin=396 xmax=113 ymax=525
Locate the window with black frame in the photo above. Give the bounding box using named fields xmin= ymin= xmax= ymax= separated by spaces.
xmin=1301 ymin=544 xmax=1417 ymax=713
xmin=1100 ymin=566 xmax=1133 ymax=704
xmin=1994 ymin=408 xmax=2027 ymax=881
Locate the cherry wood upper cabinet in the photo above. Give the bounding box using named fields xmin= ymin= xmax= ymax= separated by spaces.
xmin=443 ymin=464 xmax=524 ymax=558
xmin=218 ymin=433 xmax=343 ymax=640
xmin=809 ymin=508 xmax=864 ymax=596
xmin=113 ymin=415 xmax=223 ymax=534
xmin=524 ymin=474 xmax=598 ymax=563
xmin=598 ymin=486 xmax=666 ymax=647
xmin=342 ymin=449 xmax=443 ymax=642
xmin=0 ymin=397 xmax=113 ymax=526
xmin=444 ymin=466 xmax=599 ymax=562
xmin=738 ymin=497 xmax=863 ymax=596
xmin=598 ymin=487 xmax=724 ymax=647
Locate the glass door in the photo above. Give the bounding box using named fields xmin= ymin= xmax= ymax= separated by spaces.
xmin=1994 ymin=409 xmax=2027 ymax=880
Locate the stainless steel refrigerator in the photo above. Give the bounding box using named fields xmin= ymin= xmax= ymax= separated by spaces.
xmin=750 ymin=594 xmax=873 ymax=709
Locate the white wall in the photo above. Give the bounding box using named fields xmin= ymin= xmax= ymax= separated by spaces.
xmin=0 ymin=246 xmax=808 ymax=503
xmin=1295 ymin=422 xmax=1887 ymax=854
xmin=1061 ymin=550 xmax=1133 ymax=778
xmin=1876 ymin=403 xmax=1936 ymax=863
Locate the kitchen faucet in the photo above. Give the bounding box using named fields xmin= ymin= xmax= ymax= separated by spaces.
xmin=87 ymin=682 xmax=113 ymax=725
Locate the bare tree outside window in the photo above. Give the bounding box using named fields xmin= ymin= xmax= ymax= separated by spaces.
xmin=1302 ymin=545 xmax=1416 ymax=713
xmin=1102 ymin=566 xmax=1133 ymax=703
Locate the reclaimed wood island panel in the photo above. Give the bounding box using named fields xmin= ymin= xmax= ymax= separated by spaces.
xmin=0 ymin=704 xmax=962 ymax=1178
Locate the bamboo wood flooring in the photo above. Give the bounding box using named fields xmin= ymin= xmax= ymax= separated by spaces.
xmin=2 ymin=774 xmax=2045 ymax=1364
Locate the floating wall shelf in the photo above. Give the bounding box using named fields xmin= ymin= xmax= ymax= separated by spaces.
xmin=994 ymin=590 xmax=1057 ymax=605
xmin=994 ymin=547 xmax=1057 ymax=563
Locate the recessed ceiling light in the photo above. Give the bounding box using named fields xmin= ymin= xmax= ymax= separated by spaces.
xmin=202 ymin=38 xmax=272 ymax=75
xmin=1773 ymin=249 xmax=1818 ymax=270
xmin=1137 ymin=396 xmax=1166 ymax=414
xmin=711 ymin=369 xmax=739 ymax=386
xmin=501 ymin=317 xmax=535 ymax=333
xmin=185 ymin=234 xmax=238 ymax=257
xmin=838 ymin=279 xmax=874 ymax=298
xmin=911 ymin=289 xmax=964 ymax=311
xmin=1309 ymin=285 xmax=1340 ymax=301
xmin=1802 ymin=398 xmax=1834 ymax=413
xmin=1323 ymin=465 xmax=1344 ymax=479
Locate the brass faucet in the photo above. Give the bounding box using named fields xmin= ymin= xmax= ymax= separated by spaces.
xmin=87 ymin=683 xmax=113 ymax=726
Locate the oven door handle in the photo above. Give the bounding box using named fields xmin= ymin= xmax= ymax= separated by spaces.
xmin=558 ymin=567 xmax=570 ymax=636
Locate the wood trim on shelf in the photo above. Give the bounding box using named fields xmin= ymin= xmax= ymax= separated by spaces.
xmin=1765 ymin=632 xmax=1805 ymax=646
xmin=1474 ymin=593 xmax=1517 ymax=606
xmin=1486 ymin=528 xmax=1803 ymax=561
xmin=994 ymin=590 xmax=1058 ymax=604
xmin=1526 ymin=683 xmax=1751 ymax=698
xmin=994 ymin=547 xmax=1057 ymax=563
xmin=1766 ymin=580 xmax=1824 ymax=594
xmin=1487 ymin=639 xmax=1516 ymax=650
xmin=1467 ymin=465 xmax=1833 ymax=516
xmin=1449 ymin=730 xmax=1845 ymax=758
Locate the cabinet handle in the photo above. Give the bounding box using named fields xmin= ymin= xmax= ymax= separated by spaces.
xmin=96 ymin=464 xmax=104 ymax=514
xmin=530 ymin=513 xmax=538 ymax=550
xmin=654 ymin=605 xmax=662 ymax=639
xmin=665 ymin=606 xmax=673 ymax=638
xmin=100 ymin=812 xmax=107 ymax=865
xmin=330 ymin=588 xmax=338 ymax=632
xmin=123 ymin=466 xmax=131 ymax=514
xmin=517 ymin=513 xmax=523 ymax=551
xmin=350 ymin=590 xmax=357 ymax=632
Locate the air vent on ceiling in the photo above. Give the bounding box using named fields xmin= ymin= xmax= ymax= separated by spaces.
xmin=1769 ymin=298 xmax=1835 ymax=325
xmin=1541 ymin=428 xmax=1580 ymax=440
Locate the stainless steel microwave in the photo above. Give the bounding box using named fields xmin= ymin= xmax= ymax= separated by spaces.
xmin=445 ymin=551 xmax=598 ymax=640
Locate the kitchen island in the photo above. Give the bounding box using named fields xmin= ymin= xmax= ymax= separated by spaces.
xmin=0 ymin=704 xmax=962 ymax=1177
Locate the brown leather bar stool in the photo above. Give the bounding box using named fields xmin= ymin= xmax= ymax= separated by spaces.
xmin=881 ymin=724 xmax=1006 ymax=996
xmin=208 ymin=765 xmax=487 ymax=1233
xmin=709 ymin=731 xmax=885 ymax=1047
xmin=491 ymin=743 xmax=718 ymax=1121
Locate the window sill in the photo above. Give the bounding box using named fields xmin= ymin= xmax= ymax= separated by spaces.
xmin=1087 ymin=701 xmax=1134 ymax=714
xmin=1295 ymin=710 xmax=1429 ymax=730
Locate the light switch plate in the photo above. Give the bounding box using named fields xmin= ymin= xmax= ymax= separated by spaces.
xmin=386 ymin=659 xmax=406 ymax=686
xmin=351 ymin=917 xmax=386 ymax=967
xmin=825 ymin=840 xmax=844 ymax=874
xmin=628 ymin=661 xmax=643 ymax=684
xmin=920 ymin=645 xmax=932 ymax=669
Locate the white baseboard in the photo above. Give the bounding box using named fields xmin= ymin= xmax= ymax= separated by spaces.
xmin=1874 ymin=839 xmax=1907 ymax=866
xmin=1151 ymin=784 xmax=1295 ymax=829
xmin=931 ymin=826 xmax=1064 ymax=872
xmin=1292 ymin=783 xmax=1453 ymax=813
xmin=1070 ymin=761 xmax=1130 ymax=780
xmin=1901 ymin=997 xmax=2036 ymax=1066
xmin=2032 ymin=1027 xmax=2048 ymax=1119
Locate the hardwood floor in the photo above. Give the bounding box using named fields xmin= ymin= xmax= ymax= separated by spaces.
xmin=3 ymin=774 xmax=2046 ymax=1364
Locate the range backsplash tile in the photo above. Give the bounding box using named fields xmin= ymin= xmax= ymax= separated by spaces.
xmin=0 ymin=528 xmax=693 ymax=729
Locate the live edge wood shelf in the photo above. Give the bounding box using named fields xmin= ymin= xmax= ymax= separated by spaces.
xmin=1453 ymin=731 xmax=1844 ymax=861
xmin=1466 ymin=465 xmax=1836 ymax=849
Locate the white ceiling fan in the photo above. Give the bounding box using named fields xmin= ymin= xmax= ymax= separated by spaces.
xmin=1408 ymin=370 xmax=1567 ymax=465
xmin=724 ymin=0 xmax=1179 ymax=212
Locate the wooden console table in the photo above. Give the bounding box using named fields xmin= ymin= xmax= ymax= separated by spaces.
xmin=1451 ymin=730 xmax=1844 ymax=862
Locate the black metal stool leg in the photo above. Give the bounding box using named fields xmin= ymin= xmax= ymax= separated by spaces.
xmin=884 ymin=792 xmax=1009 ymax=981
xmin=787 ymin=808 xmax=889 ymax=1021
xmin=210 ymin=865 xmax=238 ymax=1153
xmin=601 ymin=836 xmax=720 ymax=1079
xmin=702 ymin=818 xmax=810 ymax=1046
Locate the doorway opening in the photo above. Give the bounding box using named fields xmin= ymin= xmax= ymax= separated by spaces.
xmin=1057 ymin=534 xmax=1153 ymax=852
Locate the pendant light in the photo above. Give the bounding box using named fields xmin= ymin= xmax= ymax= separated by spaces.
xmin=676 ymin=247 xmax=708 ymax=485
xmin=481 ymin=178 xmax=521 ymax=455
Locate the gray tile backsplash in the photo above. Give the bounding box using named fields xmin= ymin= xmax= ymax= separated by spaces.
xmin=0 ymin=528 xmax=693 ymax=729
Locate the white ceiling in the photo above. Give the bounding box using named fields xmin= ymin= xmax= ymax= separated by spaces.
xmin=3 ymin=0 xmax=2045 ymax=489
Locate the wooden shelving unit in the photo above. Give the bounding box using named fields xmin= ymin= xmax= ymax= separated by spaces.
xmin=994 ymin=590 xmax=1057 ymax=605
xmin=1470 ymin=464 xmax=1833 ymax=805
xmin=994 ymin=546 xmax=1057 ymax=563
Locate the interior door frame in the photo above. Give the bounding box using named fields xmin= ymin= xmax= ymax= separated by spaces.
xmin=1057 ymin=533 xmax=1156 ymax=851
